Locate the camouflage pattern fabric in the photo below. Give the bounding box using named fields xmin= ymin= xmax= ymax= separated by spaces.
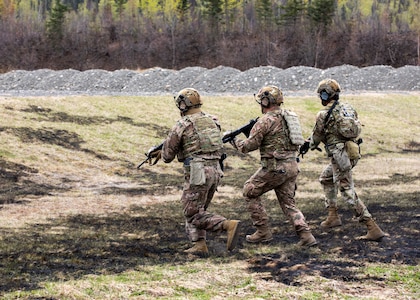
xmin=162 ymin=112 xmax=223 ymax=163
xmin=329 ymin=102 xmax=362 ymax=139
xmin=310 ymin=101 xmax=348 ymax=151
xmin=319 ymin=161 xmax=372 ymax=220
xmin=234 ymin=108 xmax=311 ymax=233
xmin=310 ymin=101 xmax=372 ymax=221
xmin=162 ymin=111 xmax=227 ymax=242
xmin=235 ymin=109 xmax=299 ymax=158
xmin=182 ymin=162 xmax=226 ymax=241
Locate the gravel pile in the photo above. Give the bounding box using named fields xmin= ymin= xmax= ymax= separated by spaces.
xmin=0 ymin=65 xmax=419 ymax=96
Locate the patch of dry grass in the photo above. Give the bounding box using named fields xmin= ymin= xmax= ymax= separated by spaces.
xmin=0 ymin=93 xmax=419 ymax=299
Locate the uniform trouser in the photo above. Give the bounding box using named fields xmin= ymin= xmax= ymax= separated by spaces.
xmin=182 ymin=164 xmax=226 ymax=242
xmin=243 ymin=159 xmax=310 ymax=233
xmin=319 ymin=157 xmax=372 ymax=221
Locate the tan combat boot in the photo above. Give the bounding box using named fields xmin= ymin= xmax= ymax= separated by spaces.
xmin=184 ymin=239 xmax=209 ymax=255
xmin=320 ymin=207 xmax=342 ymax=230
xmin=357 ymin=218 xmax=385 ymax=242
xmin=246 ymin=225 xmax=273 ymax=243
xmin=222 ymin=220 xmax=241 ymax=251
xmin=297 ymin=231 xmax=318 ymax=248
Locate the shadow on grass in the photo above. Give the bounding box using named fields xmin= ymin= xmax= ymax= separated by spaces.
xmin=0 ymin=159 xmax=70 ymax=204
xmin=0 ymin=126 xmax=111 ymax=160
xmin=21 ymin=104 xmax=169 ymax=137
xmin=248 ymin=192 xmax=419 ymax=286
xmin=0 ymin=191 xmax=418 ymax=293
xmin=0 ymin=209 xmax=188 ymax=293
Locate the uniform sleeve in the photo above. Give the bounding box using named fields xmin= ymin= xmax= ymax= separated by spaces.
xmin=162 ymin=121 xmax=183 ymax=163
xmin=310 ymin=111 xmax=325 ymax=149
xmin=234 ymin=118 xmax=266 ymax=154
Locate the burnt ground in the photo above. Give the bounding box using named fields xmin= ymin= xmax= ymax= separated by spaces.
xmin=0 ymin=98 xmax=419 ymax=297
xmin=0 ymin=151 xmax=419 ymax=295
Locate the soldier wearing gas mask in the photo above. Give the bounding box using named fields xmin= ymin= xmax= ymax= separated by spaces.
xmin=308 ymin=79 xmax=386 ymax=242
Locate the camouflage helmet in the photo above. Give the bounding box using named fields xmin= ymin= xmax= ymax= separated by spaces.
xmin=316 ymin=79 xmax=341 ymax=101
xmin=174 ymin=88 xmax=202 ymax=112
xmin=255 ymin=85 xmax=284 ymax=107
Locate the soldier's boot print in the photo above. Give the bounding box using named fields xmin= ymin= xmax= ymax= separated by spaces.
xmin=320 ymin=207 xmax=342 ymax=230
xmin=246 ymin=225 xmax=273 ymax=243
xmin=184 ymin=239 xmax=209 ymax=255
xmin=357 ymin=218 xmax=385 ymax=242
xmin=297 ymin=230 xmax=318 ymax=248
xmin=222 ymin=220 xmax=241 ymax=251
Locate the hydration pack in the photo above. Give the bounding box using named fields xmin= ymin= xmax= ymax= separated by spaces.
xmin=328 ymin=102 xmax=362 ymax=139
xmin=282 ymin=110 xmax=305 ymax=146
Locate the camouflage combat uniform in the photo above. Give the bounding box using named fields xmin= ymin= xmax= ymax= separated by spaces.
xmin=162 ymin=111 xmax=227 ymax=242
xmin=234 ymin=109 xmax=312 ymax=234
xmin=310 ymin=101 xmax=372 ymax=221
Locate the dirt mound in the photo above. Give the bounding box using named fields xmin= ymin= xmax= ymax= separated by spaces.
xmin=0 ymin=65 xmax=419 ymax=96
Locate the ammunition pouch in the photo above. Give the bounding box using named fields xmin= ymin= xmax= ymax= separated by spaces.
xmin=345 ymin=140 xmax=361 ymax=160
xmin=189 ymin=158 xmax=206 ymax=186
xmin=184 ymin=157 xmax=220 ymax=185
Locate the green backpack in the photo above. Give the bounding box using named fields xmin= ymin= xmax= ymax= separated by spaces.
xmin=327 ymin=102 xmax=362 ymax=139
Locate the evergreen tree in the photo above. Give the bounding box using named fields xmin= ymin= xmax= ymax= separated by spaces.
xmin=280 ymin=0 xmax=305 ymax=24
xmin=46 ymin=0 xmax=69 ymax=41
xmin=202 ymin=0 xmax=223 ymax=37
xmin=307 ymin=0 xmax=336 ymax=27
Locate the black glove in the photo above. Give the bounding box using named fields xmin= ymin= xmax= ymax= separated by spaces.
xmin=299 ymin=141 xmax=310 ymax=158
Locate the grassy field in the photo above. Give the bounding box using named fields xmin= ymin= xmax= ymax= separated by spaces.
xmin=0 ymin=92 xmax=419 ymax=299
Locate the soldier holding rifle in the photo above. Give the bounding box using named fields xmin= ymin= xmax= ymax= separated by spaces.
xmin=146 ymin=88 xmax=241 ymax=255
xmin=224 ymin=85 xmax=317 ymax=247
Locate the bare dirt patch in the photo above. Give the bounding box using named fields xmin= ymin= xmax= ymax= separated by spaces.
xmin=0 ymin=152 xmax=418 ymax=298
xmin=0 ymin=92 xmax=418 ymax=298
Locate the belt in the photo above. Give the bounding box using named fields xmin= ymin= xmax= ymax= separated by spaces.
xmin=261 ymin=157 xmax=296 ymax=163
xmin=183 ymin=157 xmax=219 ymax=166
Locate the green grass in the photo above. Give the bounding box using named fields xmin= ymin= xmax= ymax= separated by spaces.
xmin=0 ymin=93 xmax=419 ymax=299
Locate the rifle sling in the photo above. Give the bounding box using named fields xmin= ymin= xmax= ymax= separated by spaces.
xmin=323 ymin=100 xmax=339 ymax=130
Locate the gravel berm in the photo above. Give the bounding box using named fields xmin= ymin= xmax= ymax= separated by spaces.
xmin=0 ymin=65 xmax=419 ymax=97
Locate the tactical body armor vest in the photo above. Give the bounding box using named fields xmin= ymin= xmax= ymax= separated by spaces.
xmin=259 ymin=110 xmax=299 ymax=157
xmin=181 ymin=113 xmax=222 ymax=158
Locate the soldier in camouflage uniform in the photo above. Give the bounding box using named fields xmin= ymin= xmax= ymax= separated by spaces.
xmin=308 ymin=78 xmax=385 ymax=241
xmin=148 ymin=88 xmax=241 ymax=255
xmin=228 ymin=86 xmax=317 ymax=247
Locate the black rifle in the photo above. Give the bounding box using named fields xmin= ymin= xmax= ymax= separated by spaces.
xmin=137 ymin=142 xmax=163 ymax=169
xmin=298 ymin=138 xmax=322 ymax=158
xmin=222 ymin=118 xmax=259 ymax=143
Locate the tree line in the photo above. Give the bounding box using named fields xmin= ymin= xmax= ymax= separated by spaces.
xmin=0 ymin=0 xmax=419 ymax=72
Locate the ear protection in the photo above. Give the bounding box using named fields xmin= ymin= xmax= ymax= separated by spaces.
xmin=261 ymin=91 xmax=271 ymax=107
xmin=255 ymin=91 xmax=273 ymax=107
xmin=175 ymin=94 xmax=193 ymax=112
